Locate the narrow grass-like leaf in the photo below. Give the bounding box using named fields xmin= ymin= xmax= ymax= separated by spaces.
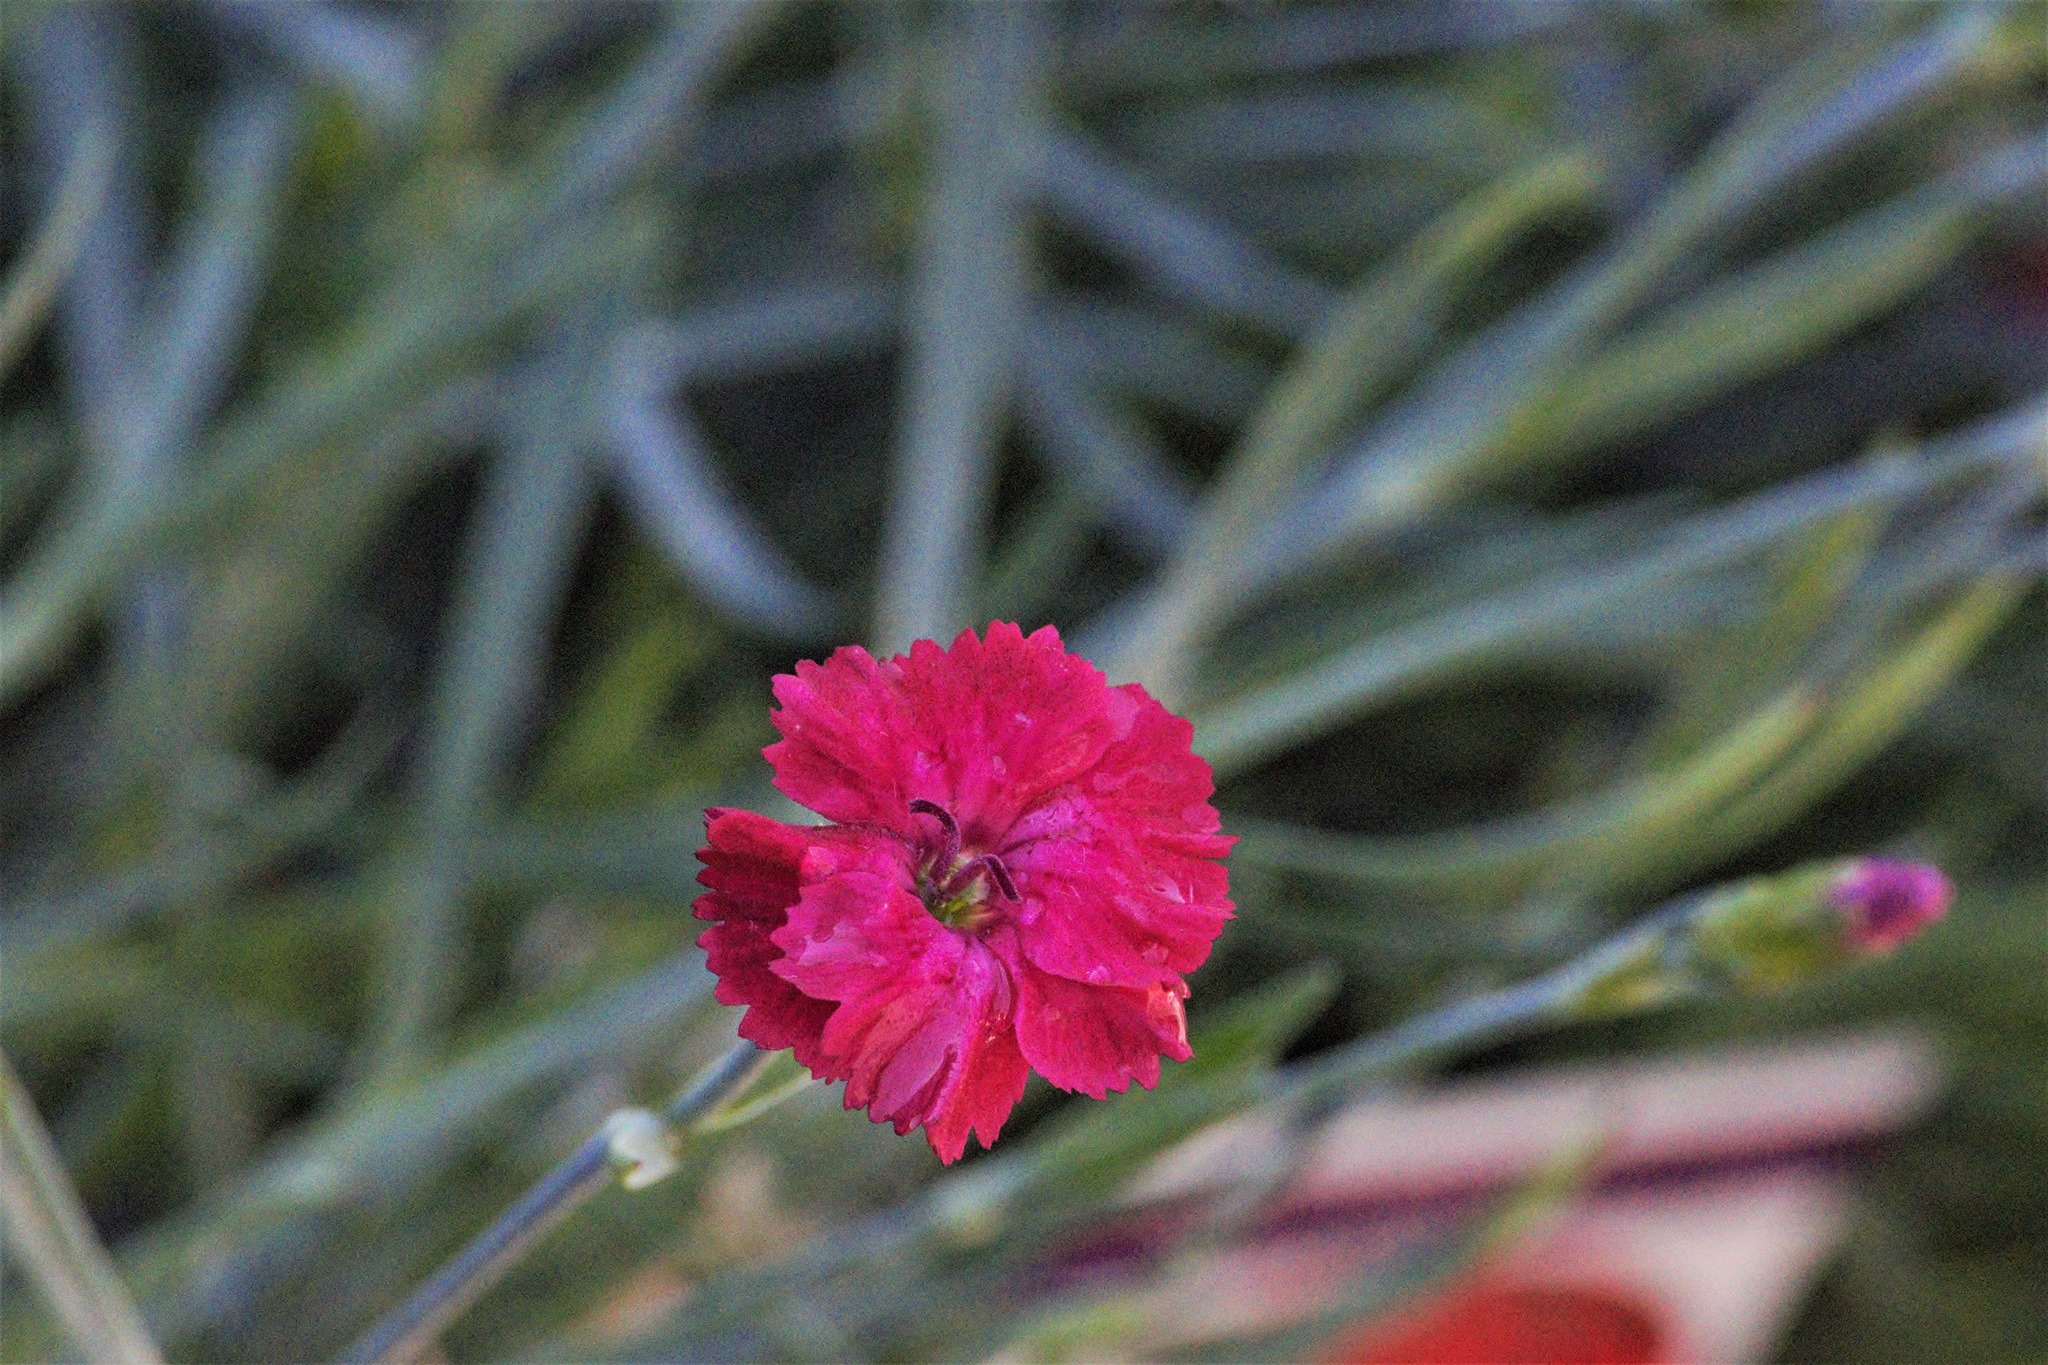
xmin=0 ymin=943 xmax=171 ymax=1034
xmin=607 ymin=326 xmax=837 ymax=638
xmin=1190 ymin=418 xmax=2032 ymax=775
xmin=696 ymin=67 xmax=891 ymax=182
xmin=1641 ymin=574 xmax=2026 ymax=888
xmin=525 ymin=605 xmax=716 ymax=812
xmin=1293 ymin=13 xmax=1998 ymax=579
xmin=0 ymin=727 xmax=387 ymax=964
xmin=0 ymin=207 xmax=647 ymax=703
xmin=1033 ymin=296 xmax=1271 ymax=428
xmin=1504 ymin=136 xmax=2048 ymax=465
xmin=975 ymin=479 xmax=1097 ymax=626
xmin=0 ymin=420 xmax=73 ymax=549
xmin=12 ymin=5 xmax=146 ymax=451
xmin=64 ymin=76 xmax=297 ymax=767
xmin=871 ymin=5 xmax=1034 ymax=652
xmin=1193 ymin=491 xmax=1703 ymax=701
xmin=0 ymin=1049 xmax=165 ymax=1365
xmin=1177 ymin=164 xmax=1472 ymax=265
xmin=1693 ymin=11 xmax=1992 ymax=229
xmin=538 ymin=0 xmax=776 ymax=216
xmin=132 ymin=82 xmax=299 ymax=466
xmin=690 ymin=1049 xmax=817 ymax=1134
xmin=1567 ymin=9 xmax=1994 ymax=324
xmin=1111 ymin=83 xmax=1539 ymax=176
xmin=1062 ymin=4 xmax=1578 ymax=95
xmin=206 ymin=1 xmax=425 ymax=125
xmin=1227 ymin=687 xmax=1818 ymax=894
xmin=184 ymin=376 xmax=496 ymax=739
xmin=465 ymin=802 xmax=716 ymax=904
xmin=627 ymin=280 xmax=895 ymax=385
xmin=1112 ymin=150 xmax=1603 ymax=699
xmin=0 ymin=121 xmax=110 ymax=378
xmin=1636 ymin=499 xmax=1890 ymax=768
xmin=169 ymin=997 xmax=345 ymax=1091
xmin=1016 ymin=339 xmax=1195 ymax=555
xmin=46 ymin=1048 xmax=155 ymax=1187
xmin=0 ymin=785 xmax=374 ymax=965
xmin=371 ymin=330 xmax=599 ymax=1080
xmin=1027 ymin=124 xmax=1335 ymax=338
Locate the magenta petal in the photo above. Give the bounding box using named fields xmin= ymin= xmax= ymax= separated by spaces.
xmin=765 ymin=623 xmax=1149 ymax=846
xmin=692 ymin=809 xmax=844 ymax=1066
xmin=922 ymin=1022 xmax=1030 ymax=1163
xmin=1007 ymin=819 xmax=1232 ymax=988
xmin=764 ymin=645 xmax=926 ymax=831
xmin=1014 ymin=965 xmax=1191 ymax=1099
xmin=1002 ymin=686 xmax=1234 ymax=988
xmin=1831 ymin=858 xmax=1952 ymax=953
xmin=1065 ymin=684 xmax=1229 ymax=845
xmin=772 ymin=860 xmax=1027 ymax=1162
xmin=883 ymin=623 xmax=1144 ymax=843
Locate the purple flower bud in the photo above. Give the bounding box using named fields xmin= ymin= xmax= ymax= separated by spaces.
xmin=1830 ymin=859 xmax=1952 ymax=954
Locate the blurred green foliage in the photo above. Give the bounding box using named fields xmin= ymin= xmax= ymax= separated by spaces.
xmin=1 ymin=2 xmax=2043 ymax=1362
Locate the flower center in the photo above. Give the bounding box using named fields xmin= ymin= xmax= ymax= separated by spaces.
xmin=908 ymin=799 xmax=1017 ymax=932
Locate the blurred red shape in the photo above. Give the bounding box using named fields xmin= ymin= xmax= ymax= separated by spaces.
xmin=1327 ymin=1281 xmax=1666 ymax=1365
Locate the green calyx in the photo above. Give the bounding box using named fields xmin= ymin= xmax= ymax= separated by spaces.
xmin=921 ymin=874 xmax=997 ymax=931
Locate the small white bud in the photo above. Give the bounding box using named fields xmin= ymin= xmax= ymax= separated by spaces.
xmin=600 ymin=1108 xmax=678 ymax=1190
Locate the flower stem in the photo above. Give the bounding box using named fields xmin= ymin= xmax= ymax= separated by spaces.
xmin=1275 ymin=853 xmax=1900 ymax=1113
xmin=1277 ymin=899 xmax=1723 ymax=1123
xmin=337 ymin=1041 xmax=763 ymax=1365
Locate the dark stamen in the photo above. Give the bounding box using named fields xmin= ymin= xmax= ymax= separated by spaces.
xmin=908 ymin=798 xmax=961 ymax=867
xmin=982 ymin=854 xmax=1020 ymax=902
xmin=943 ymin=853 xmax=1019 ymax=903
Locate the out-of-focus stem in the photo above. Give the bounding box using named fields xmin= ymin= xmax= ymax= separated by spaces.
xmin=338 ymin=1042 xmax=764 ymax=1365
xmin=1275 ymin=909 xmax=1686 ymax=1116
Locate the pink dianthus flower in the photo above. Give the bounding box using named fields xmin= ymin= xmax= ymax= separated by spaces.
xmin=694 ymin=622 xmax=1234 ymax=1163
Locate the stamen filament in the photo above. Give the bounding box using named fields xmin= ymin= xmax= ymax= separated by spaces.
xmin=908 ymin=798 xmax=961 ymax=868
xmin=942 ymin=853 xmax=1019 ymax=903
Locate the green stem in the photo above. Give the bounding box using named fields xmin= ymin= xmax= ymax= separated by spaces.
xmin=337 ymin=1042 xmax=763 ymax=1365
